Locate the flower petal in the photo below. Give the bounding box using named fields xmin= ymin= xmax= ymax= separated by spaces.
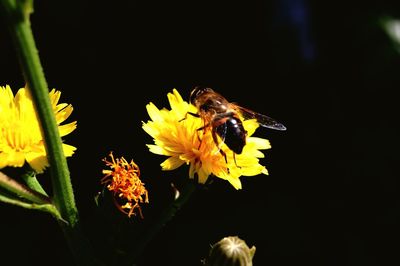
xmin=25 ymin=151 xmax=48 ymax=173
xmin=247 ymin=137 xmax=271 ymax=150
xmin=59 ymin=121 xmax=77 ymax=137
xmin=0 ymin=151 xmax=25 ymax=168
xmin=160 ymin=156 xmax=185 ymax=170
xmin=147 ymin=144 xmax=169 ymax=155
xmin=146 ymin=103 xmax=163 ymax=123
xmin=62 ymin=143 xmax=76 ymax=157
xmin=243 ymin=119 xmax=259 ymax=136
xmin=226 ymin=177 xmax=242 ymax=190
xmin=196 ymin=166 xmax=210 ymax=184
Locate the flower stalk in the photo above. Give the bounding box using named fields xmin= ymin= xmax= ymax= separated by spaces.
xmin=121 ymin=179 xmax=197 ymax=265
xmin=0 ymin=1 xmax=100 ymax=265
xmin=0 ymin=0 xmax=77 ymax=224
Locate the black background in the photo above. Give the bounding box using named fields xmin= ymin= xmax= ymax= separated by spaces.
xmin=1 ymin=0 xmax=400 ymax=265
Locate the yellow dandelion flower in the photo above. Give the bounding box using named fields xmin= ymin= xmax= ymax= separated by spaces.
xmin=0 ymin=85 xmax=76 ymax=173
xmin=142 ymin=89 xmax=271 ymax=190
xmin=101 ymin=152 xmax=149 ymax=218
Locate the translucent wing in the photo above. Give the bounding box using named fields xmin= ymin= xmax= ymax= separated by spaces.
xmin=232 ymin=104 xmax=287 ymax=131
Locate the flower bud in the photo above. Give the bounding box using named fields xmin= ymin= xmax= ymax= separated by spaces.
xmin=205 ymin=236 xmax=256 ymax=266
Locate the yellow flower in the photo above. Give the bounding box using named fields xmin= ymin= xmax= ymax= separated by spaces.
xmin=101 ymin=152 xmax=149 ymax=218
xmin=0 ymin=85 xmax=76 ymax=173
xmin=142 ymin=89 xmax=271 ymax=190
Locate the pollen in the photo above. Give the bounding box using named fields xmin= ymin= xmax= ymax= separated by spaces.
xmin=101 ymin=152 xmax=149 ymax=218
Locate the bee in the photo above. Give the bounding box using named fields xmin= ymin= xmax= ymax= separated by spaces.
xmin=188 ymin=86 xmax=286 ymax=164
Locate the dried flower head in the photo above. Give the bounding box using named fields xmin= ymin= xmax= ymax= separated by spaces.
xmin=0 ymin=85 xmax=76 ymax=173
xmin=101 ymin=152 xmax=149 ymax=218
xmin=142 ymin=89 xmax=271 ymax=190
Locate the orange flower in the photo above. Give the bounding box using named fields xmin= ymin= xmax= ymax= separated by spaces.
xmin=101 ymin=152 xmax=149 ymax=218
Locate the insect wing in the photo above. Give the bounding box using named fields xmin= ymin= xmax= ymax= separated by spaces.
xmin=233 ymin=104 xmax=287 ymax=131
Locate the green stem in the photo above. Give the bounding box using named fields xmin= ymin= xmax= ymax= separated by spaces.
xmin=121 ymin=180 xmax=197 ymax=266
xmin=0 ymin=1 xmax=101 ymax=265
xmin=0 ymin=0 xmax=77 ymax=224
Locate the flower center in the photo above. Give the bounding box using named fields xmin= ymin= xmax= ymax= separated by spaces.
xmin=1 ymin=120 xmax=36 ymax=151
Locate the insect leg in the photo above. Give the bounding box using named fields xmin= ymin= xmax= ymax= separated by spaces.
xmin=179 ymin=111 xmax=200 ymax=122
xmin=233 ymin=152 xmax=241 ymax=169
xmin=195 ymin=121 xmax=211 ymax=149
xmin=179 ymin=111 xmax=205 ymax=148
xmin=212 ymin=124 xmax=230 ymax=173
xmin=196 ymin=122 xmax=210 ymax=132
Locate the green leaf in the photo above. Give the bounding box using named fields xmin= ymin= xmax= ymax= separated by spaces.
xmin=0 ymin=171 xmax=50 ymax=205
xmin=21 ymin=170 xmax=49 ymax=196
xmin=0 ymin=192 xmax=62 ymax=220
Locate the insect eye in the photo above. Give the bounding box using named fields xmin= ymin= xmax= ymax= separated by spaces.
xmin=200 ymin=100 xmax=212 ymax=111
